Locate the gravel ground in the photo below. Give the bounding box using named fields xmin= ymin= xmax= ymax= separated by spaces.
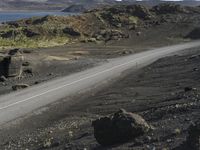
xmin=0 ymin=46 xmax=200 ymax=149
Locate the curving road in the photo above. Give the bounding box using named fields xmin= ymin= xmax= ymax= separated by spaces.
xmin=0 ymin=41 xmax=200 ymax=125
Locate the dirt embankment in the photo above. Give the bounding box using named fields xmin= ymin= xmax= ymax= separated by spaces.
xmin=0 ymin=46 xmax=200 ymax=149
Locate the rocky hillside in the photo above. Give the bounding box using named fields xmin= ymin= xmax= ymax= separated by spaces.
xmin=0 ymin=3 xmax=200 ymax=49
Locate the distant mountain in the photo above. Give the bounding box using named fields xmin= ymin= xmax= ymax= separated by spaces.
xmin=0 ymin=0 xmax=66 ymax=11
xmin=0 ymin=0 xmax=200 ymax=11
xmin=0 ymin=0 xmax=119 ymax=11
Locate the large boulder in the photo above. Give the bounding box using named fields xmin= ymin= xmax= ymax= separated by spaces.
xmin=0 ymin=49 xmax=24 ymax=78
xmin=187 ymin=120 xmax=200 ymax=150
xmin=5 ymin=52 xmax=24 ymax=77
xmin=92 ymin=109 xmax=150 ymax=146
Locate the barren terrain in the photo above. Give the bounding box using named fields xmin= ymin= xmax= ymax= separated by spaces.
xmin=0 ymin=3 xmax=200 ymax=150
xmin=0 ymin=45 xmax=199 ymax=150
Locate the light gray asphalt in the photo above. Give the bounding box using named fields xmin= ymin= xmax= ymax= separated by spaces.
xmin=0 ymin=41 xmax=200 ymax=125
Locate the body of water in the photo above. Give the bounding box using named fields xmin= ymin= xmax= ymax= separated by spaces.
xmin=0 ymin=11 xmax=76 ymax=22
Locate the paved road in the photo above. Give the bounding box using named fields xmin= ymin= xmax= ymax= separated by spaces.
xmin=0 ymin=41 xmax=200 ymax=125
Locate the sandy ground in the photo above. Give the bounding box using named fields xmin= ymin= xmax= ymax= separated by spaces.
xmin=0 ymin=45 xmax=200 ymax=149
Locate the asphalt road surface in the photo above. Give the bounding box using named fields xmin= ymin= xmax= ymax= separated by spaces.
xmin=0 ymin=41 xmax=200 ymax=126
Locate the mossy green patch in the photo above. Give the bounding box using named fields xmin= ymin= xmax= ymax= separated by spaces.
xmin=0 ymin=36 xmax=70 ymax=50
xmin=128 ymin=16 xmax=139 ymax=25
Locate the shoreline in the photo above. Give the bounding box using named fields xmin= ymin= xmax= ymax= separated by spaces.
xmin=0 ymin=11 xmax=79 ymax=23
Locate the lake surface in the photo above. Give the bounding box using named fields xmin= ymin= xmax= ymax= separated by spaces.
xmin=0 ymin=12 xmax=76 ymax=22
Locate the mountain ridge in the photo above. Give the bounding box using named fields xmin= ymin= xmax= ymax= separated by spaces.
xmin=0 ymin=0 xmax=200 ymax=11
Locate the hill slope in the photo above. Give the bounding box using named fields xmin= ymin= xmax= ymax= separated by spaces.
xmin=0 ymin=3 xmax=200 ymax=49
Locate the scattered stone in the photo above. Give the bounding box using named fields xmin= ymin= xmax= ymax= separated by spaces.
xmin=145 ymin=136 xmax=152 ymax=142
xmin=8 ymin=49 xmax=21 ymax=55
xmin=48 ymin=73 xmax=54 ymax=76
xmin=22 ymin=62 xmax=30 ymax=66
xmin=184 ymin=87 xmax=193 ymax=92
xmin=174 ymin=128 xmax=181 ymax=135
xmin=185 ymin=118 xmax=190 ymax=121
xmin=22 ymin=50 xmax=32 ymax=54
xmin=43 ymin=138 xmax=60 ymax=148
xmin=2 ymin=83 xmax=6 ymax=86
xmin=193 ymin=68 xmax=199 ymax=71
xmin=122 ymin=51 xmax=132 ymax=55
xmin=23 ymin=68 xmax=33 ymax=74
xmin=167 ymin=139 xmax=172 ymax=143
xmin=187 ymin=120 xmax=200 ymax=150
xmin=87 ymin=38 xmax=97 ymax=43
xmin=68 ymin=131 xmax=73 ymax=138
xmin=0 ymin=76 xmax=7 ymax=82
xmin=136 ymin=31 xmax=141 ymax=36
xmin=92 ymin=109 xmax=150 ymax=146
xmin=34 ymin=81 xmax=40 ymax=84
xmin=12 ymin=84 xmax=29 ymax=91
xmin=65 ymin=143 xmax=73 ymax=149
xmin=189 ymin=55 xmax=199 ymax=59
xmin=49 ymin=130 xmax=53 ymax=134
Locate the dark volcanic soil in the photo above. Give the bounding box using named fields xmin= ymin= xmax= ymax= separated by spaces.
xmin=0 ymin=46 xmax=200 ymax=149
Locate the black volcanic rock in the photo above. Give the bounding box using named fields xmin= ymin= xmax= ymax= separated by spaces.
xmin=92 ymin=109 xmax=150 ymax=146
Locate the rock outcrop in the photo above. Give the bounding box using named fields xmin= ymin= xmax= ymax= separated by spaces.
xmin=92 ymin=109 xmax=150 ymax=146
xmin=93 ymin=29 xmax=128 ymax=42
